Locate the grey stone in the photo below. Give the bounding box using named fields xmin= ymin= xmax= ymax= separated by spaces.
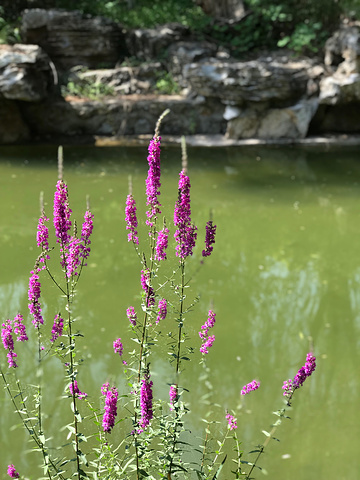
xmin=320 ymin=73 xmax=360 ymax=105
xmin=70 ymin=62 xmax=165 ymax=96
xmin=21 ymin=9 xmax=127 ymax=69
xmin=0 ymin=44 xmax=52 ymax=101
xmin=226 ymin=99 xmax=318 ymax=139
xmin=324 ymin=24 xmax=360 ymax=70
xmin=21 ymin=95 xmax=226 ymax=137
xmin=183 ymin=58 xmax=319 ymax=106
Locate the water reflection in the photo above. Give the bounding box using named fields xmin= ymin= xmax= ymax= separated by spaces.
xmin=250 ymin=257 xmax=322 ymax=357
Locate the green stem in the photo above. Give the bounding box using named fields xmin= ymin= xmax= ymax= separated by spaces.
xmin=134 ymin=226 xmax=157 ymax=480
xmin=66 ymin=284 xmax=82 ymax=480
xmin=0 ymin=367 xmax=64 ymax=480
xmin=35 ymin=329 xmax=52 ymax=479
xmin=245 ymin=408 xmax=286 ymax=480
xmin=168 ymin=259 xmax=186 ymax=477
xmin=175 ymin=259 xmax=185 ymax=376
xmin=206 ymin=429 xmax=229 ymax=479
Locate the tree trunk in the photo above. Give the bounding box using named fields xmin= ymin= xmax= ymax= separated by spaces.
xmin=196 ymin=0 xmax=245 ymax=21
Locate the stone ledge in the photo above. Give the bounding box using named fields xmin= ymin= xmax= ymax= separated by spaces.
xmin=23 ymin=133 xmax=360 ymax=148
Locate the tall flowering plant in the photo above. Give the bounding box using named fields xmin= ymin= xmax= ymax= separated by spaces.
xmin=1 ymin=118 xmax=317 ymax=480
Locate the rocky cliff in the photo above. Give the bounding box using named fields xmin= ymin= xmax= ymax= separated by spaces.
xmin=0 ymin=8 xmax=359 ymax=144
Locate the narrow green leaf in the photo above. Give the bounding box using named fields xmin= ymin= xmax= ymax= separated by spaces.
xmin=138 ymin=469 xmax=149 ymax=477
xmin=211 ymin=455 xmax=227 ymax=480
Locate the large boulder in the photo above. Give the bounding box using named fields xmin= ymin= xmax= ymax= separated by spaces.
xmin=320 ymin=24 xmax=360 ymax=105
xmin=0 ymin=43 xmax=53 ymax=101
xmin=320 ymin=73 xmax=360 ymax=105
xmin=312 ymin=24 xmax=360 ymax=133
xmin=68 ymin=62 xmax=165 ymax=95
xmin=183 ymin=56 xmax=322 ymax=106
xmin=21 ymin=9 xmax=127 ymax=70
xmin=226 ymin=99 xmax=318 ymax=139
xmin=324 ymin=24 xmax=360 ymax=72
xmin=21 ymin=95 xmax=226 ymax=137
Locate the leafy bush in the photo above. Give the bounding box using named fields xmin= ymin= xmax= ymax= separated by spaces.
xmin=53 ymin=0 xmax=209 ymax=29
xmin=0 ymin=6 xmax=21 ymax=44
xmin=61 ymin=78 xmax=115 ymax=100
xmin=155 ymin=72 xmax=180 ymax=94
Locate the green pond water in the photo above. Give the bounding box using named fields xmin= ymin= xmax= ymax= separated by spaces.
xmin=0 ymin=144 xmax=359 ymax=480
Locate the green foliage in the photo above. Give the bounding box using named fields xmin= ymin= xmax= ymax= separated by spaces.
xmin=53 ymin=0 xmax=209 ymax=29
xmin=61 ymin=78 xmax=115 ymax=100
xmin=155 ymin=72 xmax=180 ymax=94
xmin=0 ymin=6 xmax=21 ymax=44
xmin=277 ymin=22 xmax=328 ymax=53
xmin=245 ymin=0 xmax=342 ymax=53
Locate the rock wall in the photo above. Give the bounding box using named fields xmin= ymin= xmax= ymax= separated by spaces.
xmin=0 ymin=9 xmax=359 ymax=144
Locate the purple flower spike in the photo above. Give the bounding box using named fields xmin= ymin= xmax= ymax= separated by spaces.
xmin=81 ymin=209 xmax=94 ymax=260
xmin=7 ymin=465 xmax=20 ymax=479
xmin=226 ymin=413 xmax=237 ymax=430
xmin=65 ymin=236 xmax=83 ymax=277
xmin=51 ymin=314 xmax=64 ymax=342
xmin=304 ymin=352 xmax=316 ymax=376
xmin=156 ymin=298 xmax=167 ymax=324
xmin=69 ymin=380 xmax=87 ymax=400
xmin=138 ymin=372 xmax=153 ymax=432
xmin=169 ymin=384 xmax=177 ymax=411
xmin=145 ymin=136 xmax=162 ymax=228
xmin=102 ymin=385 xmax=119 ymax=433
xmin=28 ymin=271 xmax=43 ymax=328
xmin=113 ymin=338 xmax=124 ymax=356
xmin=202 ymin=220 xmax=217 ymax=257
xmin=13 ymin=314 xmax=28 ymax=342
xmin=101 ymin=382 xmax=110 ymax=395
xmin=199 ymin=310 xmax=216 ymax=354
xmin=1 ymin=320 xmax=18 ymax=368
xmin=283 ymin=352 xmax=316 ymax=397
xmin=241 ymin=380 xmax=260 ymax=395
xmin=37 ymin=213 xmax=50 ymax=266
xmin=200 ymin=335 xmax=215 ymax=354
xmin=174 ymin=170 xmax=197 ymax=259
xmin=282 ymin=379 xmax=293 ymax=397
xmin=126 ymin=306 xmax=137 ymax=326
xmin=125 ymin=194 xmax=139 ymax=245
xmin=155 ymin=226 xmax=169 ymax=261
xmin=53 ymin=180 xmax=72 ymax=247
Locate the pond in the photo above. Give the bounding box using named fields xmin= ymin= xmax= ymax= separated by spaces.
xmin=0 ymin=143 xmax=359 ymax=480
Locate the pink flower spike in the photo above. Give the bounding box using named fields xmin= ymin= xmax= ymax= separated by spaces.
xmin=145 ymin=136 xmax=162 ymax=228
xmin=156 ymin=298 xmax=167 ymax=324
xmin=125 ymin=194 xmax=139 ymax=244
xmin=226 ymin=413 xmax=237 ymax=430
xmin=202 ymin=220 xmax=217 ymax=257
xmin=13 ymin=314 xmax=28 ymax=342
xmin=126 ymin=306 xmax=137 ymax=326
xmin=69 ymin=380 xmax=87 ymax=399
xmin=102 ymin=386 xmax=118 ymax=433
xmin=155 ymin=226 xmax=169 ymax=260
xmin=241 ymin=380 xmax=260 ymax=395
xmin=113 ymin=338 xmax=124 ymax=357
xmin=7 ymin=465 xmax=20 ymax=479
